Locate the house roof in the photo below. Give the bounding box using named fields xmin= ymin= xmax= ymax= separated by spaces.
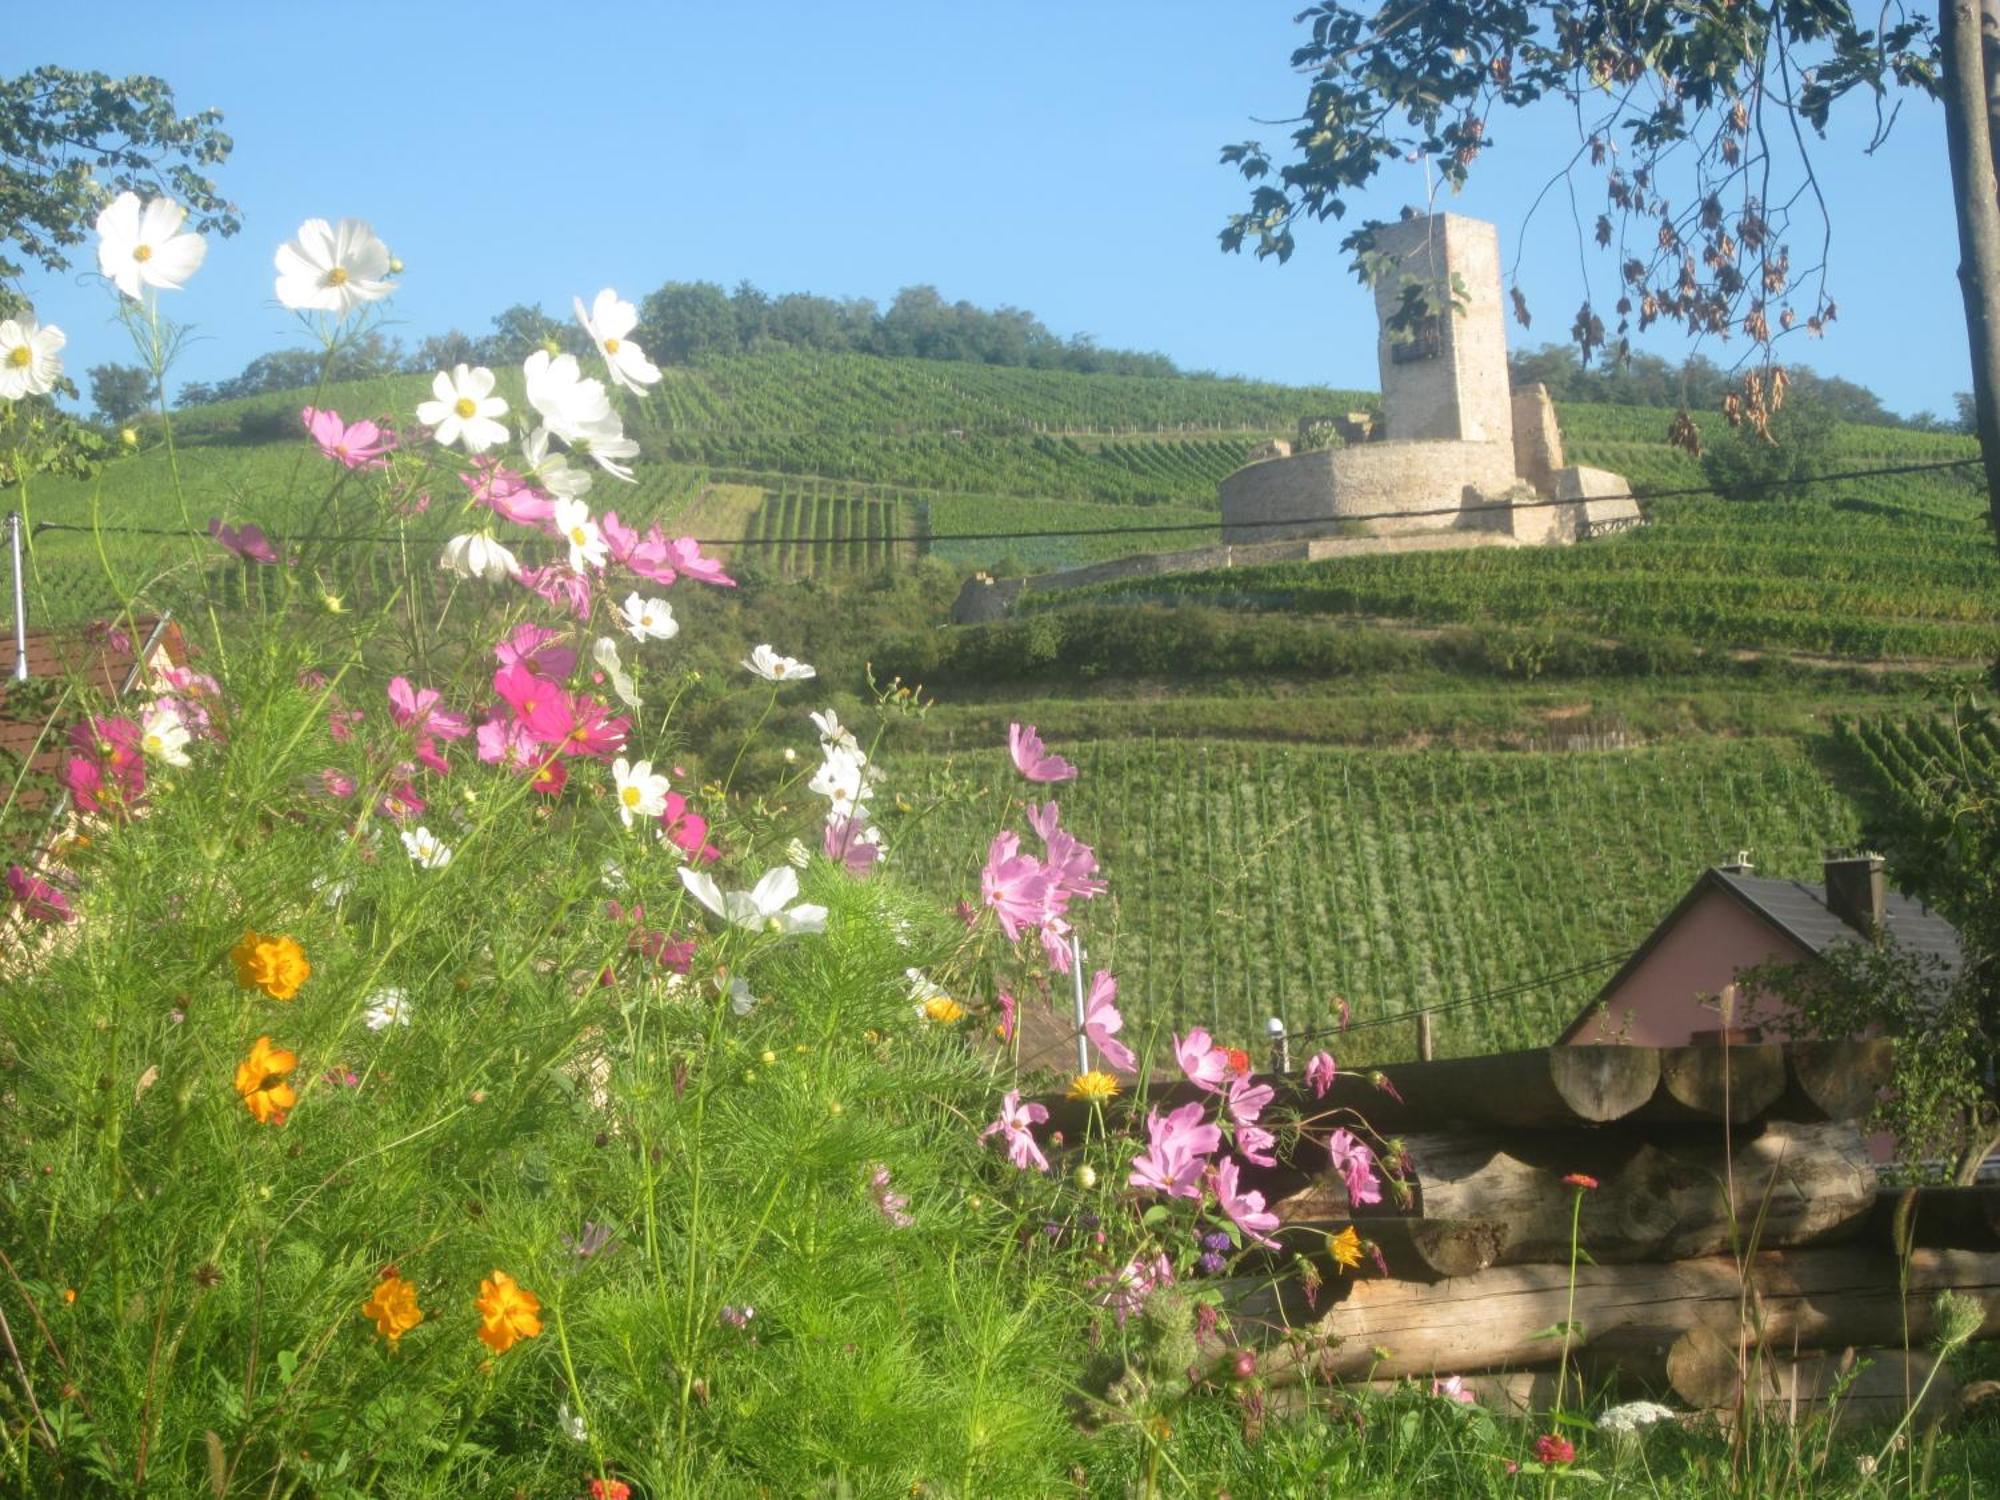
xmin=1557 ymin=865 xmax=1965 ymax=1042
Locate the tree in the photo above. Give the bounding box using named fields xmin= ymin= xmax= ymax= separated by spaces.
xmin=477 ymin=303 xmax=583 ymax=365
xmin=638 ymin=281 xmax=737 ymax=364
xmin=1699 ymin=393 xmax=1837 ymax=499
xmin=1220 ymin=5 xmax=1937 ymax=445
xmin=86 ymin=362 xmax=153 ymax=425
xmin=0 ymin=66 xmax=237 ymax=307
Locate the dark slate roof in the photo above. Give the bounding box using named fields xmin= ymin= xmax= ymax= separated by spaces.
xmin=1557 ymin=865 xmax=1965 ymax=1042
xmin=1712 ymin=869 xmax=1964 ymax=979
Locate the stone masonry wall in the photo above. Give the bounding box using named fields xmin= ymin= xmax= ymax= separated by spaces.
xmin=1218 ymin=439 xmax=1519 ymax=542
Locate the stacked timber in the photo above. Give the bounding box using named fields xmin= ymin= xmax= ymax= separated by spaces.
xmin=1036 ymin=1040 xmax=2000 ymax=1425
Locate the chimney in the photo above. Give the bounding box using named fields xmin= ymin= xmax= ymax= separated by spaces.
xmin=1824 ymin=853 xmax=1886 ymax=936
xmin=1718 ymin=850 xmax=1755 ymax=875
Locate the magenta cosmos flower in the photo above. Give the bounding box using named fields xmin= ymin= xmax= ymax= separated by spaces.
xmin=1327 ymin=1127 xmax=1382 ymax=1207
xmin=1127 ymin=1100 xmax=1220 ymax=1199
xmin=1305 ymin=1051 xmax=1338 ymax=1099
xmin=207 ymin=517 xmax=279 ymax=565
xmin=1212 ymin=1157 xmax=1281 ymax=1250
xmin=302 ymin=407 xmax=396 ymax=470
xmin=980 ymin=832 xmax=1050 ymax=941
xmin=1007 ymin=722 xmax=1077 ymax=783
xmin=982 ymin=1090 xmax=1050 ymax=1173
xmin=1081 ymin=969 xmax=1136 ymax=1073
xmin=494 ymin=621 xmax=578 ymax=679
xmin=6 ymin=864 xmax=74 ymax=923
xmin=463 ymin=458 xmax=555 ymax=527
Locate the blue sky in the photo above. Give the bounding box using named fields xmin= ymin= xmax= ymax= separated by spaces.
xmin=15 ymin=2 xmax=1970 ymax=418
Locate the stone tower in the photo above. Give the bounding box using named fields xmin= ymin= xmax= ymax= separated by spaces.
xmin=1369 ymin=213 xmax=1513 ymax=447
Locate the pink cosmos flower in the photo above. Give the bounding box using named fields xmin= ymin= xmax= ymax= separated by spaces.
xmin=529 ymin=757 xmax=568 ymax=796
xmin=327 ymin=705 xmax=362 ymax=742
xmin=662 ymin=791 xmax=721 ymax=864
xmin=319 ymin=768 xmax=357 ymax=797
xmin=1008 ymin=722 xmax=1077 ymax=783
xmin=58 ymin=754 xmax=105 ymax=812
xmin=6 ymin=864 xmax=74 ymax=923
xmin=1024 ymin=799 xmax=1062 ymax=843
xmin=495 ymin=621 xmax=577 ymax=679
xmin=605 ymin=900 xmax=695 ymax=972
xmin=980 ymin=832 xmax=1050 ymax=941
xmin=1226 ymin=1074 xmax=1274 ymax=1127
xmin=303 ymin=406 xmax=396 ymax=470
xmin=1212 ymin=1156 xmax=1281 ymax=1250
xmin=1305 ymin=1051 xmax=1338 ymax=1099
xmin=982 ymin=1090 xmax=1049 ymax=1173
xmin=1127 ymin=1100 xmax=1220 ymax=1199
xmin=995 ymin=990 xmax=1017 ymax=1043
xmin=1432 ymin=1375 xmax=1476 ymax=1406
xmin=1327 ymin=1128 xmax=1382 ymax=1207
xmin=560 ymin=695 xmax=628 ymax=760
xmin=517 ymin=563 xmax=593 ymax=620
xmin=387 ymin=677 xmax=471 ymax=773
xmin=1081 ymin=969 xmax=1136 ymax=1073
xmin=1173 ymin=1028 xmax=1232 ymax=1093
xmin=493 ymin=664 xmax=575 ymax=745
xmin=822 ymin=813 xmax=878 ymax=875
xmin=377 ymin=773 xmax=425 ymax=822
xmin=61 ymin=715 xmax=144 ymax=812
xmin=868 ymin=1164 xmax=913 ymax=1229
xmin=208 ymin=517 xmax=280 ymax=565
xmin=1237 ymin=1123 xmax=1279 ymax=1169
xmin=461 ymin=459 xmax=555 ymax=526
xmin=1090 ymin=1250 xmax=1173 ymax=1326
xmin=663 ymin=535 xmax=735 ymax=587
xmin=1039 ymin=917 xmax=1075 ymax=976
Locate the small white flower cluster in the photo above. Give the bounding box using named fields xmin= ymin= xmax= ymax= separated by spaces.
xmin=805 ymin=708 xmax=885 ymax=871
xmin=1596 ymin=1400 xmax=1678 ymax=1435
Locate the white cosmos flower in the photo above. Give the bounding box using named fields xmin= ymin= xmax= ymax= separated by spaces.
xmin=567 ymin=411 xmax=639 ymax=480
xmin=611 ymin=756 xmax=670 ymax=828
xmin=592 ymin=636 xmax=642 ymax=710
xmin=439 ymin=530 xmax=521 ymax=582
xmin=678 ymin=864 xmax=828 ymax=936
xmin=810 ymin=708 xmax=860 ymax=757
xmin=0 ymin=318 xmax=66 ymax=400
xmin=553 ymin=497 xmax=607 ymax=572
xmin=574 ymin=288 xmax=661 ymax=394
xmin=274 ymin=218 xmax=396 ymax=315
xmin=139 ymin=701 xmax=191 ymax=767
xmin=808 ymin=744 xmax=871 ymax=814
xmin=364 ymin=988 xmax=412 ymax=1031
xmin=94 ymin=192 xmax=206 ymax=299
xmin=400 ymin=826 xmax=452 ymax=869
xmin=743 ymin=644 xmax=815 ymax=683
xmin=416 ymin=364 xmax=509 ymax=453
xmin=523 ymin=350 xmax=613 ymax=442
xmin=522 ymin=425 xmax=594 ymax=500
xmin=727 ymin=976 xmax=759 ymax=1016
xmin=619 ymin=593 xmax=678 ymax=643
xmin=784 ymin=838 xmax=811 ymax=869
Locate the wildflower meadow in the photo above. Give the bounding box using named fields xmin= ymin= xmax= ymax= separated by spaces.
xmin=0 ymin=196 xmax=1995 ymax=1500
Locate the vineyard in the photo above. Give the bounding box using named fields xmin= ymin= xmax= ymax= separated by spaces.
xmin=1837 ymin=709 xmax=2000 ymax=824
xmin=886 ymin=736 xmax=1860 ymax=1055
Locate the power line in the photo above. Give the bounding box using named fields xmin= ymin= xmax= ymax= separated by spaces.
xmin=26 ymin=455 xmax=1986 ymax=552
xmin=1284 ymin=948 xmax=1639 ymax=1045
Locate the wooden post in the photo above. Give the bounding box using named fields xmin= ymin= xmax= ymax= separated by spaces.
xmin=1942 ymin=0 xmax=2000 ymax=539
xmin=1416 ymin=1010 xmax=1434 ymax=1061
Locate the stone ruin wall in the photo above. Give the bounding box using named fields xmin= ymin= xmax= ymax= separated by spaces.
xmin=1218 ymin=440 xmax=1519 ymax=543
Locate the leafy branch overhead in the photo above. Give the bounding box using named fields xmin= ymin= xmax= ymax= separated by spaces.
xmin=0 ymin=65 xmax=238 ymax=294
xmin=1219 ymin=2 xmax=1938 ymax=436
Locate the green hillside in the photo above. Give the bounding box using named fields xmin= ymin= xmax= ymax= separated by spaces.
xmin=12 ymin=349 xmax=1987 ymax=1059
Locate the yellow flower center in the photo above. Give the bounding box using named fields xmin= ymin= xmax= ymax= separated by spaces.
xmin=603 ymin=337 xmax=621 ymax=354
xmin=621 ymin=786 xmax=641 ymax=807
xmin=454 ymin=397 xmax=477 ymax=419
xmin=569 ymin=527 xmax=588 ymax=545
xmin=133 ymin=243 xmax=154 ymax=263
xmin=324 ymin=266 xmax=350 ymax=286
xmin=5 ymin=346 xmax=29 ymax=368
xmin=772 ymin=662 xmax=788 ymax=677
xmin=143 ymin=734 xmax=162 ymax=753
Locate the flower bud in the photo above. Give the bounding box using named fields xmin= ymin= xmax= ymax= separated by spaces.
xmin=1231 ymin=1349 xmax=1257 ymax=1380
xmin=1072 ymin=1163 xmax=1098 ymax=1191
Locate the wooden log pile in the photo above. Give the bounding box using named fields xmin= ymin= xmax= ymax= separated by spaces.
xmin=1045 ymin=1041 xmax=2000 ymax=1425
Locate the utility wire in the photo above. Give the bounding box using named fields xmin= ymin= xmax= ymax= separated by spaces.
xmin=26 ymin=455 xmax=1986 ymax=551
xmin=1283 ymin=948 xmax=1639 ymax=1044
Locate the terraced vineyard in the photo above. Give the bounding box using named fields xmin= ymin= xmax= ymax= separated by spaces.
xmin=1838 ymin=710 xmax=2000 ymax=822
xmin=888 ymin=737 xmax=1860 ymax=1058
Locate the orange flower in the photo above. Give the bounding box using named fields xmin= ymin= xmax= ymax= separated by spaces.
xmin=920 ymin=996 xmax=966 ymax=1024
xmin=1066 ymin=1069 xmax=1120 ymax=1102
xmin=233 ymin=931 xmax=311 ymax=1000
xmin=1562 ymin=1173 xmax=1600 ymax=1192
xmin=233 ymin=1035 xmax=298 ymax=1125
xmin=361 ymin=1272 xmax=423 ymax=1344
xmin=473 ymin=1269 xmax=542 ymax=1353
xmin=1327 ymin=1225 xmax=1364 ymax=1272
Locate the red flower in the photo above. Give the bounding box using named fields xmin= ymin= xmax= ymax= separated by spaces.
xmin=588 ymin=1480 xmax=631 ymax=1500
xmin=1534 ymin=1434 xmax=1575 ymax=1465
xmin=1222 ymin=1047 xmax=1252 ymax=1078
xmin=1562 ymin=1173 xmax=1599 ymax=1191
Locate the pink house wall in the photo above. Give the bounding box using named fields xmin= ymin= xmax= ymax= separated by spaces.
xmin=1568 ymin=888 xmax=1815 ymax=1046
